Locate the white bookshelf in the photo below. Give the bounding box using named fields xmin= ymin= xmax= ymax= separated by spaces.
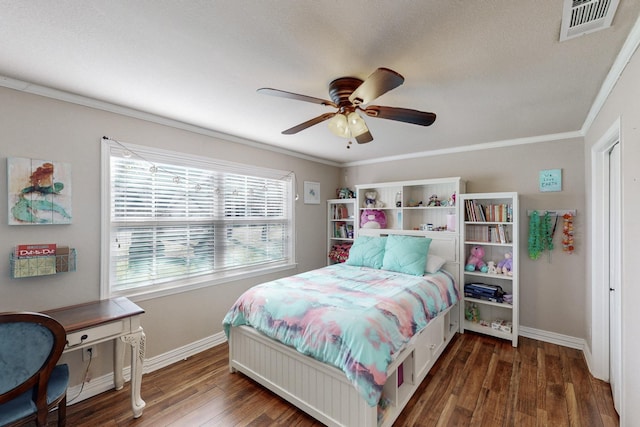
xmin=327 ymin=198 xmax=356 ymax=265
xmin=459 ymin=192 xmax=519 ymax=347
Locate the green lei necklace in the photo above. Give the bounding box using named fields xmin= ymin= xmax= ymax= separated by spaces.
xmin=528 ymin=211 xmax=542 ymax=259
xmin=529 ymin=211 xmax=555 ymax=260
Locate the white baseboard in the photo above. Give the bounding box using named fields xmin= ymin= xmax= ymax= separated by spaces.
xmin=519 ymin=325 xmax=586 ymax=351
xmin=582 ymin=343 xmax=596 ymax=378
xmin=67 ymin=331 xmax=227 ymax=405
xmin=67 ymin=327 xmax=589 ymax=405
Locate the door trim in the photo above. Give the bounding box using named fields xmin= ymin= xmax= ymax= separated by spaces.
xmin=589 ymin=117 xmax=620 ymax=380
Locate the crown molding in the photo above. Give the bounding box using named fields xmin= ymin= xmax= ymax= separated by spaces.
xmin=342 ymin=131 xmax=583 ymax=167
xmin=0 ymin=76 xmax=341 ymax=167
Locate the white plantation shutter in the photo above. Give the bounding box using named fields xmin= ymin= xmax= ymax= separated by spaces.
xmin=105 ymin=140 xmax=294 ymax=296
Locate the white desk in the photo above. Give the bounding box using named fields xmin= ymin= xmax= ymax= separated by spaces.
xmin=45 ymin=297 xmax=146 ymax=418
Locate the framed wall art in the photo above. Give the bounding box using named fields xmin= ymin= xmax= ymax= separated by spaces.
xmin=303 ymin=181 xmax=320 ymax=204
xmin=7 ymin=157 xmax=72 ymax=225
xmin=539 ymin=168 xmax=562 ymax=192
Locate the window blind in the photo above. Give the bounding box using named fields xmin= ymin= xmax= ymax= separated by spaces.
xmin=105 ymin=141 xmax=294 ymax=295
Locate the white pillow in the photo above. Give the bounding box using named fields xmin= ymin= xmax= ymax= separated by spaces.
xmin=425 ymin=254 xmax=446 ymax=274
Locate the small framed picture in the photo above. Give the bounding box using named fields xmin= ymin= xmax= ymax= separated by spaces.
xmin=304 ymin=181 xmax=320 ymax=204
xmin=539 ymin=169 xmax=562 ymax=192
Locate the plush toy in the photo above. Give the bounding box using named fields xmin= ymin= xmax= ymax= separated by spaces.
xmin=427 ymin=194 xmax=441 ymax=207
xmin=336 ymin=187 xmax=354 ymax=199
xmin=360 ymin=209 xmax=387 ymax=229
xmin=465 ymin=303 xmax=479 ymax=322
xmin=465 ymin=246 xmax=487 ymax=272
xmin=497 ymin=252 xmax=513 ymax=275
xmin=364 ymin=191 xmax=384 ymax=208
xmin=365 ymin=191 xmax=376 ymax=208
xmin=486 ymin=261 xmax=497 ymax=274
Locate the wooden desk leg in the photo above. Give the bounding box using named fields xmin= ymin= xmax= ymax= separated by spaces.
xmin=121 ymin=328 xmax=146 ymax=418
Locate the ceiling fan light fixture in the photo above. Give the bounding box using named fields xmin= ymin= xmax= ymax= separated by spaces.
xmin=259 ymin=67 xmax=435 ymax=143
xmin=328 ymin=113 xmax=351 ymax=138
xmin=347 ymin=111 xmax=368 ymax=137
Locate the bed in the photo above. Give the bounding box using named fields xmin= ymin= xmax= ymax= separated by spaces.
xmin=223 ymin=229 xmax=461 ymax=427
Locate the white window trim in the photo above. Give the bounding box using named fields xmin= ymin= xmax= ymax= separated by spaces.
xmin=100 ymin=139 xmax=296 ymax=301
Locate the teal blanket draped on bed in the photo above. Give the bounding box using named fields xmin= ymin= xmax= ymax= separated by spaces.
xmin=223 ymin=263 xmax=458 ymax=406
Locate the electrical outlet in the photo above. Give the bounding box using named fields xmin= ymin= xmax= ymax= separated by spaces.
xmin=82 ymin=346 xmax=97 ymax=361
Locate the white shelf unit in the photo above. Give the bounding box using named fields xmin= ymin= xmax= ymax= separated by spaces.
xmin=459 ymin=192 xmax=519 ymax=347
xmin=327 ymin=198 xmax=357 ymax=265
xmin=355 ymin=178 xmax=465 ymax=233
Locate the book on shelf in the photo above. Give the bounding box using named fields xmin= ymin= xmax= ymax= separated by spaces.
xmin=465 ymin=200 xmax=513 ymax=222
xmin=466 ymin=224 xmax=510 ymax=243
xmin=334 ymin=222 xmax=347 ymax=238
xmin=497 ymin=224 xmax=506 ymax=243
xmin=332 ymin=204 xmax=349 ymax=220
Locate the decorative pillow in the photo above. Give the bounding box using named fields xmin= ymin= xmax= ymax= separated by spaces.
xmin=425 ymin=254 xmax=447 ymax=274
xmin=345 ymin=236 xmax=387 ymax=269
xmin=382 ymin=235 xmax=431 ymax=276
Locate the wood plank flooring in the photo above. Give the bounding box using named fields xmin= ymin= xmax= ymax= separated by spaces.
xmin=47 ymin=332 xmax=618 ymax=426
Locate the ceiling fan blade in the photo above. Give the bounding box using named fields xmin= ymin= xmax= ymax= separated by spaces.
xmin=363 ymin=105 xmax=436 ymax=126
xmin=282 ymin=112 xmax=336 ymax=135
xmin=348 ymin=68 xmax=404 ymax=105
xmin=355 ymin=130 xmax=373 ymax=144
xmin=258 ymin=88 xmax=337 ymax=108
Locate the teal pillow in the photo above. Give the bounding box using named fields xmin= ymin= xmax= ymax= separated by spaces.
xmin=345 ymin=236 xmax=387 ymax=269
xmin=382 ymin=235 xmax=432 ymax=276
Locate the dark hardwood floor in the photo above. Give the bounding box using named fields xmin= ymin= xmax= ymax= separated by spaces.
xmin=47 ymin=332 xmax=618 ymax=426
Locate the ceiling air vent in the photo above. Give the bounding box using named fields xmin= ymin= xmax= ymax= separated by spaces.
xmin=560 ymin=0 xmax=620 ymax=41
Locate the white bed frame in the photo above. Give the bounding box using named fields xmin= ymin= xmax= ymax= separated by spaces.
xmin=228 ymin=230 xmax=460 ymax=427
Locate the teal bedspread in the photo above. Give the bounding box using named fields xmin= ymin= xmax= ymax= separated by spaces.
xmin=223 ymin=263 xmax=458 ymax=406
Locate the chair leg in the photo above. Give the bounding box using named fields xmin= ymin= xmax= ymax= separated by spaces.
xmin=36 ymin=406 xmax=48 ymax=427
xmin=58 ymin=393 xmax=67 ymax=427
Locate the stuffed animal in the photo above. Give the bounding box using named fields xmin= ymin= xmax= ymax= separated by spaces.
xmin=360 ymin=209 xmax=387 ymax=229
xmin=364 ymin=191 xmax=384 ymax=208
xmin=497 ymin=252 xmax=513 ymax=275
xmin=336 ymin=187 xmax=354 ymax=199
xmin=365 ymin=191 xmax=377 ymax=208
xmin=465 ymin=246 xmax=487 ymax=272
xmin=427 ymin=194 xmax=441 ymax=206
xmin=486 ymin=261 xmax=497 ymax=274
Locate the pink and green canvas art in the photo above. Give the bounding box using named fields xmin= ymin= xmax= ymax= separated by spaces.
xmin=8 ymin=157 xmax=72 ymax=225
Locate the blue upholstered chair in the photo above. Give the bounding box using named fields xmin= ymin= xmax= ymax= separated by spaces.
xmin=0 ymin=312 xmax=69 ymax=427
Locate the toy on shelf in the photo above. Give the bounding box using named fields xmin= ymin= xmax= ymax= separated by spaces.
xmin=427 ymin=194 xmax=441 ymax=206
xmin=360 ymin=209 xmax=387 ymax=229
xmin=465 ymin=245 xmax=487 ymax=272
xmin=465 ymin=303 xmax=480 ymax=322
xmin=336 ymin=187 xmax=354 ymax=199
xmin=364 ymin=191 xmax=384 ymax=208
xmin=486 ymin=261 xmax=497 ymax=274
xmin=497 ymin=252 xmax=513 ymax=276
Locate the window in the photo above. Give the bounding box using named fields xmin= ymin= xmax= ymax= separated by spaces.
xmin=101 ymin=140 xmax=295 ymax=299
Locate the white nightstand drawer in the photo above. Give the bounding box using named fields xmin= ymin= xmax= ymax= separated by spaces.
xmin=66 ymin=319 xmax=127 ymax=348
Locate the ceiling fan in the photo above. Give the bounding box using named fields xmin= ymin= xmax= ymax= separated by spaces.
xmin=258 ymin=67 xmax=436 ymax=145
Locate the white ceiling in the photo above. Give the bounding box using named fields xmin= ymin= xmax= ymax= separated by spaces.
xmin=1 ymin=1 xmax=639 ymax=165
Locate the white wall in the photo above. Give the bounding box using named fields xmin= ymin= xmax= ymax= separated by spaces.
xmin=585 ymin=43 xmax=640 ymax=426
xmin=0 ymin=86 xmax=340 ymax=384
